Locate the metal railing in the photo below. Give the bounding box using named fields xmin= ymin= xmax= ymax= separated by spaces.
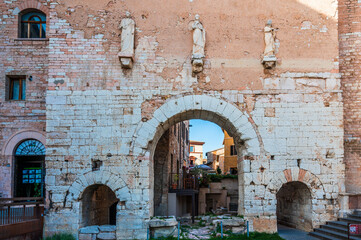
xmin=169 ymin=173 xmax=199 ymax=190
xmin=0 ymin=197 xmax=44 ymax=239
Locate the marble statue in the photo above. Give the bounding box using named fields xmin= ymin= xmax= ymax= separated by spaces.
xmin=118 ymin=11 xmax=135 ymax=69
xmin=264 ymin=20 xmax=276 ymax=57
xmin=191 ymin=14 xmax=206 ymax=74
xmin=262 ymin=20 xmax=277 ymax=69
xmin=192 ymin=14 xmax=206 ymax=59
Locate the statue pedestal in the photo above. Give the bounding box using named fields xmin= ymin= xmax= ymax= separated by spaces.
xmin=118 ymin=52 xmax=134 ymax=69
xmin=262 ymin=55 xmax=277 ymax=69
xmin=192 ymin=58 xmax=204 ymax=74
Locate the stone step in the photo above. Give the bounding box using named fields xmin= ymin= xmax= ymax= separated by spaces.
xmin=321 ymin=224 xmax=348 ymax=234
xmin=314 ymin=228 xmax=360 ymax=240
xmin=349 ymin=214 xmax=361 ymax=220
xmin=309 ymin=231 xmax=339 ymax=240
xmin=327 ymin=221 xmax=348 ymax=229
xmin=339 ymin=217 xmax=361 ymax=224
xmin=311 ymin=219 xmax=361 ymax=240
xmin=353 ymin=210 xmax=361 ymax=216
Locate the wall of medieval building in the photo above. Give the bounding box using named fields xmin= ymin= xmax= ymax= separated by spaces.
xmin=0 ymin=0 xmax=350 ymax=239
xmin=153 ymin=121 xmax=189 ymax=217
xmin=43 ymin=0 xmax=343 ymax=237
xmin=223 ymin=130 xmax=238 ymax=174
xmin=0 ymin=0 xmax=48 ymax=198
xmin=339 ymin=0 xmax=361 ymax=209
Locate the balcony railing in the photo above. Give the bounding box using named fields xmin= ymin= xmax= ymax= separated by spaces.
xmin=0 ymin=197 xmax=44 ymax=239
xmin=169 ymin=173 xmax=199 ymax=190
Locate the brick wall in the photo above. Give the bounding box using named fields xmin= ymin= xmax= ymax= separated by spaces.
xmin=339 ymin=0 xmax=361 ymax=195
xmin=0 ymin=0 xmax=48 ymax=197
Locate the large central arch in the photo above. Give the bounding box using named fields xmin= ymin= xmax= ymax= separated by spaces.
xmin=132 ymin=95 xmax=263 ymax=216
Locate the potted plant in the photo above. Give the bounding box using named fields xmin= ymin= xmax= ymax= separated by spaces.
xmin=172 ymin=174 xmax=179 ymax=189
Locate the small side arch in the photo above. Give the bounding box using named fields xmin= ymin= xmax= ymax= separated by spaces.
xmin=266 ymin=167 xmax=325 ymax=199
xmin=67 ymin=170 xmax=131 ymax=202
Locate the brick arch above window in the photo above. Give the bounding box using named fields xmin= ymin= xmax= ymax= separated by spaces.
xmin=2 ymin=129 xmax=46 ymax=157
xmin=18 ymin=1 xmax=49 ymax=15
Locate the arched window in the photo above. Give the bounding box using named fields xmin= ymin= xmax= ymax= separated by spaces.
xmin=15 ymin=139 xmax=46 ymax=156
xmin=20 ymin=10 xmax=46 ymax=38
xmin=14 ymin=139 xmax=46 ymax=197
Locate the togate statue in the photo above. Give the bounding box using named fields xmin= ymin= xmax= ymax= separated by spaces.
xmin=262 ymin=20 xmax=277 ymax=69
xmin=191 ymin=14 xmax=206 ymax=74
xmin=264 ymin=20 xmax=276 ymax=57
xmin=192 ymin=14 xmax=206 ymax=59
xmin=118 ymin=11 xmax=135 ymax=69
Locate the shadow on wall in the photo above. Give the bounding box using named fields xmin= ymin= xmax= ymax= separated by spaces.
xmin=81 ymin=184 xmax=118 ymax=227
xmin=276 ymin=181 xmax=312 ymax=232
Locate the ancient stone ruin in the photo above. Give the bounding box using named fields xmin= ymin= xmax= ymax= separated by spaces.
xmin=0 ymin=0 xmax=360 ymax=239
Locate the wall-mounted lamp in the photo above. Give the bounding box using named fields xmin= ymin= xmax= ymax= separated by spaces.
xmin=28 ymin=76 xmax=33 ymax=81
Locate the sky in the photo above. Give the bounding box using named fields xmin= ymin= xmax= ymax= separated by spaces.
xmin=189 ymin=119 xmax=224 ymax=158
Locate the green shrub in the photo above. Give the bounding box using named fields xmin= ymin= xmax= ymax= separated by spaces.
xmin=44 ymin=233 xmax=76 ymax=240
xmin=197 ymin=219 xmax=206 ymax=227
xmin=208 ymin=174 xmax=238 ymax=183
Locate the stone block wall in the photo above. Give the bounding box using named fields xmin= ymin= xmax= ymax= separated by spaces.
xmin=0 ymin=0 xmax=48 ymax=197
xmin=45 ymin=90 xmax=344 ymax=237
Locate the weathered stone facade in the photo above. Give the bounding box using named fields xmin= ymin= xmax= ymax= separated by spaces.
xmin=0 ymin=0 xmax=354 ymax=239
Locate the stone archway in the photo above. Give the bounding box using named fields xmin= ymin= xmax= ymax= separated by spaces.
xmin=132 ymin=95 xmax=262 ymax=158
xmin=266 ymin=167 xmax=326 ymax=231
xmin=266 ymin=167 xmax=325 ymax=197
xmin=131 ymin=95 xmax=263 ymax=216
xmin=67 ymin=170 xmax=131 ymax=202
xmin=2 ymin=129 xmax=46 ymax=157
xmin=66 ymin=170 xmax=131 ymax=239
